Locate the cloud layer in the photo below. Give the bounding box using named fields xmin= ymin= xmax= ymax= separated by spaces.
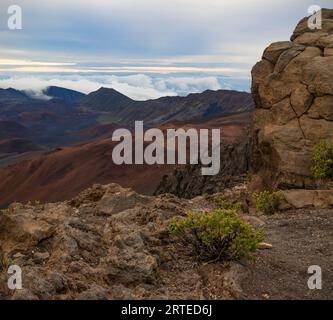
xmin=0 ymin=74 xmax=246 ymax=100
xmin=1 ymin=0 xmax=332 ymax=97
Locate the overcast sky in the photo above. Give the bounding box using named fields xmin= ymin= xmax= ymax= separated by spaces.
xmin=0 ymin=0 xmax=332 ymax=99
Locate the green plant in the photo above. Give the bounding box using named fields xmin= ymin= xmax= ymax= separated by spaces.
xmin=252 ymin=191 xmax=282 ymax=215
xmin=168 ymin=210 xmax=264 ymax=262
xmin=205 ymin=194 xmax=241 ymax=211
xmin=311 ymin=140 xmax=333 ymax=179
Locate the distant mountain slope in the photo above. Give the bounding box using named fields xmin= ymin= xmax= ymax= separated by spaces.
xmin=43 ymin=86 xmax=86 ymax=103
xmin=79 ymin=88 xmax=254 ymax=126
xmin=71 ymin=123 xmax=121 ymax=141
xmin=0 ymin=88 xmax=30 ymax=103
xmin=80 ymin=87 xmax=134 ymax=112
xmin=0 ymin=120 xmax=35 ymax=140
xmin=0 ymin=86 xmax=254 ymax=158
xmin=0 ymin=112 xmax=251 ymax=207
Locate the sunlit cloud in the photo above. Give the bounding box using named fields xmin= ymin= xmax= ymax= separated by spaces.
xmin=0 ymin=59 xmax=76 ymax=66
xmin=0 ymin=65 xmax=248 ymax=75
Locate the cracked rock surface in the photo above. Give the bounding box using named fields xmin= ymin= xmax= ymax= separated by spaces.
xmin=251 ymin=9 xmax=333 ymax=189
xmin=0 ymin=183 xmax=243 ymax=300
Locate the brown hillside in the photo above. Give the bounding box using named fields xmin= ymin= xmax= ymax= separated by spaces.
xmin=0 ymin=112 xmax=250 ymax=207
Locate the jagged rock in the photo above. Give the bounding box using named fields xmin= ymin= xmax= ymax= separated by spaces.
xmin=155 ymin=130 xmax=252 ymax=198
xmin=263 ymin=41 xmax=294 ymax=64
xmin=251 ymin=9 xmax=333 ymax=189
xmin=274 ymin=45 xmax=305 ymax=73
xmin=76 ymin=284 xmax=109 ymax=300
xmin=0 ymin=183 xmax=242 ymax=300
xmin=0 ymin=214 xmax=54 ymax=251
xmin=251 ymin=59 xmax=274 ymax=108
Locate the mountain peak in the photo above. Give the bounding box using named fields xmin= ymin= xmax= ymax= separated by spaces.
xmin=43 ymin=86 xmax=86 ymax=103
xmin=95 ymin=87 xmax=132 ymax=98
xmin=0 ymin=87 xmax=29 ymax=101
xmin=80 ymin=87 xmax=133 ymax=112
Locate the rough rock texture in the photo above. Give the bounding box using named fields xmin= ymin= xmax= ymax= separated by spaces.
xmin=281 ymin=189 xmax=333 ymax=209
xmin=0 ymin=183 xmax=243 ymax=300
xmin=1 ymin=183 xmax=332 ymax=300
xmin=251 ymin=9 xmax=333 ymax=189
xmin=155 ymin=129 xmax=253 ymax=198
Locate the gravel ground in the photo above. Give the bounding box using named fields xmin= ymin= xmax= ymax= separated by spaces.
xmin=240 ymin=209 xmax=333 ymax=300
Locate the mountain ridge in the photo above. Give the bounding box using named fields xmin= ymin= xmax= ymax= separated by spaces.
xmin=0 ymin=87 xmax=254 ymax=148
xmin=43 ymin=86 xmax=86 ymax=103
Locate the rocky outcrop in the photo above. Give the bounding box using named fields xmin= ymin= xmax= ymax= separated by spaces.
xmin=281 ymin=189 xmax=333 ymax=209
xmin=155 ymin=129 xmax=253 ymax=198
xmin=251 ymin=9 xmax=333 ymax=189
xmin=0 ymin=183 xmax=243 ymax=300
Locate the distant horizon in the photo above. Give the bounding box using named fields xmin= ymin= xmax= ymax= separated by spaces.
xmin=0 ymin=0 xmax=332 ymax=99
xmin=0 ymin=84 xmax=251 ymax=101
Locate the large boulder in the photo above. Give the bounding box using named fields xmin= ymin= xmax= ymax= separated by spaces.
xmin=281 ymin=189 xmax=333 ymax=209
xmin=251 ymin=9 xmax=333 ymax=189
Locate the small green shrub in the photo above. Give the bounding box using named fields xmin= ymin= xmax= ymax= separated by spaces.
xmin=168 ymin=210 xmax=264 ymax=262
xmin=252 ymin=191 xmax=282 ymax=215
xmin=205 ymin=194 xmax=241 ymax=211
xmin=311 ymin=140 xmax=333 ymax=179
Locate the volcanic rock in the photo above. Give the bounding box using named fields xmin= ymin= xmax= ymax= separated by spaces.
xmin=251 ymin=9 xmax=333 ymax=189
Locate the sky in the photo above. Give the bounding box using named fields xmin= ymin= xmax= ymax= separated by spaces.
xmin=0 ymin=0 xmax=332 ymax=100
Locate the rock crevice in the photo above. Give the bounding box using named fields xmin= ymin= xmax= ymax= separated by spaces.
xmin=251 ymin=9 xmax=333 ymax=189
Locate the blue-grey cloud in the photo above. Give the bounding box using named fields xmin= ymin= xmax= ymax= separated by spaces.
xmin=0 ymin=0 xmax=332 ymax=95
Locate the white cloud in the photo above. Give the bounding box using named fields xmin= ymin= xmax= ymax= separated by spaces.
xmin=0 ymin=74 xmax=234 ymax=100
xmin=0 ymin=59 xmax=75 ymax=66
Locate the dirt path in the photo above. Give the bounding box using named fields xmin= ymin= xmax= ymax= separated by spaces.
xmin=240 ymin=209 xmax=333 ymax=300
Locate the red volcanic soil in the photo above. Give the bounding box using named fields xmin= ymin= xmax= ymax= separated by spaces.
xmin=0 ymin=112 xmax=251 ymax=207
xmin=160 ymin=112 xmax=251 ymax=143
xmin=0 ymin=138 xmax=178 ymax=207
xmin=71 ymin=123 xmax=120 ymax=141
